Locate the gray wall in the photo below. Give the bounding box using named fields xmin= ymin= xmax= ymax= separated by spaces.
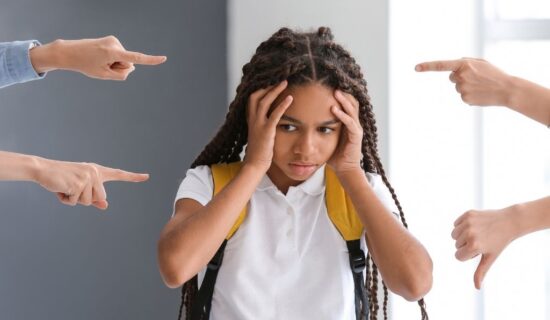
xmin=0 ymin=0 xmax=226 ymax=319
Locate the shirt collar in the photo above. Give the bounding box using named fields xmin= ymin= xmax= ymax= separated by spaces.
xmin=257 ymin=165 xmax=326 ymax=196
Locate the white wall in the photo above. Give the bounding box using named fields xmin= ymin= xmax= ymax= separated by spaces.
xmin=389 ymin=0 xmax=480 ymax=319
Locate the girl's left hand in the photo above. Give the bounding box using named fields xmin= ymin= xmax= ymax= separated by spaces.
xmin=327 ymin=90 xmax=363 ymax=174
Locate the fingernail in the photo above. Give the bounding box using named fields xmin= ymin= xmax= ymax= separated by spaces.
xmin=415 ymin=65 xmax=422 ymax=72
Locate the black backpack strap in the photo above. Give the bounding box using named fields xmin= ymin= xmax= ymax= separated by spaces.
xmin=347 ymin=239 xmax=369 ymax=320
xmin=189 ymin=240 xmax=227 ymax=320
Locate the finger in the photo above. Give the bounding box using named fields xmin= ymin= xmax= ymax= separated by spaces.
xmin=454 ymin=212 xmax=468 ymax=226
xmin=115 ymin=50 xmax=167 ymax=65
xmin=474 ymin=254 xmax=497 ymax=290
xmin=92 ymin=200 xmax=109 ymax=210
xmin=68 ymin=192 xmax=80 ymax=206
xmin=334 ymin=91 xmax=360 ymax=121
xmin=415 ymin=60 xmax=463 ymax=72
xmin=100 ymin=167 xmax=150 ymax=183
xmin=449 ymin=71 xmax=458 ymax=83
xmin=267 ymin=95 xmax=293 ymax=127
xmin=339 ymin=90 xmax=360 ymax=109
xmin=248 ymin=87 xmax=273 ymax=119
xmin=56 ymin=193 xmax=73 ymax=206
xmin=108 ymin=66 xmax=135 ymax=81
xmin=331 ymin=105 xmax=356 ymax=129
xmin=455 ymin=244 xmax=480 ymax=261
xmin=111 ymin=61 xmax=134 ymax=69
xmin=78 ymin=183 xmax=93 ymax=206
xmin=92 ymin=180 xmax=107 ymax=204
xmin=455 ymin=83 xmax=463 ymax=94
xmin=257 ymin=81 xmax=288 ymax=117
xmin=451 ymin=223 xmax=466 ymax=240
xmin=454 ymin=231 xmax=468 ymax=249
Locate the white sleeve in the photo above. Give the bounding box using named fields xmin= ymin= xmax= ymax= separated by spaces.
xmin=172 ymin=165 xmax=214 ymax=217
xmin=365 ymin=173 xmax=400 ymax=217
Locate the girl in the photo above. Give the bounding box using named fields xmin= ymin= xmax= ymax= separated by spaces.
xmin=158 ymin=27 xmax=432 ymax=320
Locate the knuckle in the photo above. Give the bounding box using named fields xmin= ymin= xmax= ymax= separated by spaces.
xmin=105 ymin=35 xmax=117 ymax=43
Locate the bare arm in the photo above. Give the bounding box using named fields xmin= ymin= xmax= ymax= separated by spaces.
xmin=416 ymin=58 xmax=550 ymax=126
xmin=158 ymin=81 xmax=293 ymax=288
xmin=158 ymin=163 xmax=265 ymax=288
xmin=329 ymin=90 xmax=432 ymax=301
xmin=29 ymin=36 xmax=166 ymax=80
xmin=452 ymin=195 xmax=550 ymax=289
xmin=0 ymin=150 xmax=149 ymax=209
xmin=337 ymin=169 xmax=433 ymax=301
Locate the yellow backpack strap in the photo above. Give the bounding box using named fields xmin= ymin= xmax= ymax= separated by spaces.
xmin=325 ymin=166 xmax=369 ymax=318
xmin=324 ymin=166 xmax=363 ymax=241
xmin=210 ymin=161 xmax=247 ymax=240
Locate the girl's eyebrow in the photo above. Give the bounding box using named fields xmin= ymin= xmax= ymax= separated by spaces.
xmin=280 ymin=115 xmax=340 ymax=126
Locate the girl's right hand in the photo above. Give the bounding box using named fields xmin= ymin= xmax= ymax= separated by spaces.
xmin=244 ymin=81 xmax=293 ymax=172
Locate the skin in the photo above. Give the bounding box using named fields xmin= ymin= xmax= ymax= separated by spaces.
xmin=451 ymin=196 xmax=550 ymax=289
xmin=416 ymin=58 xmax=549 ymax=289
xmin=0 ymin=151 xmax=149 ymax=210
xmin=29 ymin=35 xmax=167 ymax=80
xmin=415 ymin=58 xmax=550 ymax=126
xmin=0 ymin=36 xmax=161 ymax=209
xmin=158 ymin=81 xmax=433 ymax=301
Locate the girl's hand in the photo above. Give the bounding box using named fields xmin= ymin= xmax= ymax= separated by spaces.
xmin=451 ymin=207 xmax=519 ymax=289
xmin=327 ymin=90 xmax=363 ymax=174
xmin=243 ymin=81 xmax=293 ymax=172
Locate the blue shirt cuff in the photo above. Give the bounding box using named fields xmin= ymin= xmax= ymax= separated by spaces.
xmin=6 ymin=40 xmax=47 ymax=84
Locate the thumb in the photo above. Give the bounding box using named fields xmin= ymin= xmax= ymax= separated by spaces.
xmin=474 ymin=253 xmax=497 ymax=290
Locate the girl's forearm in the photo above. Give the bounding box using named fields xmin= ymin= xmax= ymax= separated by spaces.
xmin=336 ymin=168 xmax=433 ymax=301
xmin=158 ymin=163 xmax=265 ymax=287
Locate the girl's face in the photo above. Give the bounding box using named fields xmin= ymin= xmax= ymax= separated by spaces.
xmin=267 ymin=83 xmax=343 ymax=192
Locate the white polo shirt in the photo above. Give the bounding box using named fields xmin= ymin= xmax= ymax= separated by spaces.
xmin=174 ymin=165 xmax=398 ymax=320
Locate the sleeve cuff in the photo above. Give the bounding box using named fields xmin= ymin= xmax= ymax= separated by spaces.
xmin=6 ymin=40 xmax=46 ymax=84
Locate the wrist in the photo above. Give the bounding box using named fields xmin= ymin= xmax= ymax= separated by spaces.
xmin=506 ymin=76 xmax=527 ymax=110
xmin=506 ymin=203 xmax=529 ymax=240
xmin=28 ymin=155 xmax=46 ymax=183
xmin=14 ymin=154 xmax=44 ymax=183
xmin=242 ymin=160 xmax=270 ymax=175
xmin=29 ymin=40 xmax=64 ymax=73
xmin=334 ymin=166 xmax=365 ymax=183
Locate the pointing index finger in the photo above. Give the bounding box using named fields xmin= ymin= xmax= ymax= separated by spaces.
xmin=100 ymin=166 xmax=150 ymax=183
xmin=116 ymin=50 xmax=167 ymax=65
xmin=415 ymin=59 xmax=463 ymax=72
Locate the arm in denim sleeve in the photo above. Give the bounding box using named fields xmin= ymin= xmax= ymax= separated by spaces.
xmin=0 ymin=40 xmax=46 ymax=89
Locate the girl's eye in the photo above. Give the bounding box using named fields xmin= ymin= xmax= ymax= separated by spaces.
xmin=279 ymin=124 xmax=297 ymax=132
xmin=318 ymin=127 xmax=335 ymax=134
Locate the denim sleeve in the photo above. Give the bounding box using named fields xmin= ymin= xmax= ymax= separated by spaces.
xmin=0 ymin=40 xmax=46 ymax=89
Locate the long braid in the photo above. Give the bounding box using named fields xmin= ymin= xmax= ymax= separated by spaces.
xmin=177 ymin=26 xmax=428 ymax=319
xmin=370 ymin=260 xmax=380 ymax=320
xmin=382 ymin=282 xmax=389 ymax=320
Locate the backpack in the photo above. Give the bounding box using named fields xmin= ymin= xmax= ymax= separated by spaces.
xmin=189 ymin=161 xmax=369 ymax=320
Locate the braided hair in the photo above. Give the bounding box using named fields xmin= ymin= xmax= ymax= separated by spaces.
xmin=178 ymin=26 xmax=428 ymax=320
